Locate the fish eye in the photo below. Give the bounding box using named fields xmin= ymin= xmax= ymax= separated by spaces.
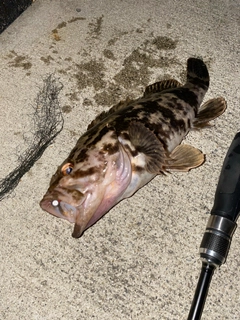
xmin=61 ymin=163 xmax=73 ymax=175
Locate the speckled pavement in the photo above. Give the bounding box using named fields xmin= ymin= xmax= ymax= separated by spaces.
xmin=0 ymin=1 xmax=239 ymax=319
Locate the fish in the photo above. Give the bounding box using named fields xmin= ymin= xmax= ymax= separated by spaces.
xmin=40 ymin=58 xmax=226 ymax=238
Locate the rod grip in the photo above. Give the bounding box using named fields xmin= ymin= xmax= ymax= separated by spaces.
xmin=211 ymin=132 xmax=240 ymax=221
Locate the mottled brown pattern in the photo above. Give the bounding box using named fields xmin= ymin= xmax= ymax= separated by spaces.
xmin=123 ymin=144 xmax=139 ymax=157
xmin=73 ymin=167 xmax=102 ymax=178
xmin=75 ymin=148 xmax=89 ymax=163
xmin=101 ymin=143 xmax=119 ymax=155
xmin=69 ymin=82 xmax=201 ymax=163
xmin=71 ymin=190 xmax=84 ymax=201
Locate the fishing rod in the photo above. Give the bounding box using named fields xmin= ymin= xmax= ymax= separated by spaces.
xmin=187 ymin=132 xmax=240 ymax=320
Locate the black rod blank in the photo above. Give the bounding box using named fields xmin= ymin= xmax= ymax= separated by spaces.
xmin=187 ymin=263 xmax=215 ymax=320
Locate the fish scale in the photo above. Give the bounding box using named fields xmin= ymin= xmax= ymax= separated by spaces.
xmin=40 ymin=58 xmax=226 ymax=238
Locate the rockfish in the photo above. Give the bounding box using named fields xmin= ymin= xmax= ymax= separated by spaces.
xmin=40 ymin=58 xmax=226 ymax=238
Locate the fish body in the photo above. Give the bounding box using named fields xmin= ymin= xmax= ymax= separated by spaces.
xmin=40 ymin=58 xmax=226 ymax=238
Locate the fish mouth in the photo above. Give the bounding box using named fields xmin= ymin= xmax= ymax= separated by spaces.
xmin=40 ymin=189 xmax=97 ymax=238
xmin=40 ymin=194 xmax=99 ymax=238
xmin=40 ymin=184 xmax=86 ymax=223
xmin=40 ymin=196 xmax=80 ymax=223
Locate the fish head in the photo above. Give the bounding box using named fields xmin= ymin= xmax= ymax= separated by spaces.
xmin=40 ymin=140 xmax=132 ymax=238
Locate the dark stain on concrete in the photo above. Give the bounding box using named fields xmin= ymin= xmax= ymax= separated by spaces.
xmin=56 ymin=21 xmax=67 ymax=29
xmin=52 ymin=25 xmax=180 ymax=110
xmin=68 ymin=17 xmax=86 ymax=23
xmin=52 ymin=28 xmax=61 ymax=41
xmin=62 ymin=105 xmax=73 ymax=113
xmin=40 ymin=55 xmax=54 ymax=65
xmin=74 ymin=60 xmax=106 ymax=91
xmin=113 ymin=48 xmax=178 ymax=90
xmin=151 ymin=36 xmax=178 ymax=50
xmin=51 ymin=18 xmax=85 ymax=43
xmin=66 ymin=91 xmax=80 ymax=102
xmin=103 ymin=49 xmax=116 ymax=60
xmin=83 ymin=98 xmax=93 ymax=107
xmin=88 ymin=15 xmax=104 ymax=38
xmin=107 ymin=31 xmax=128 ymax=46
xmin=7 ymin=50 xmax=32 ymax=70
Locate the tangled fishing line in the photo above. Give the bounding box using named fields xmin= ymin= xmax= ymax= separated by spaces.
xmin=0 ymin=75 xmax=64 ymax=201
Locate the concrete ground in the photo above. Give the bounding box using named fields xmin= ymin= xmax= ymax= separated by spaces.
xmin=0 ymin=0 xmax=239 ymax=319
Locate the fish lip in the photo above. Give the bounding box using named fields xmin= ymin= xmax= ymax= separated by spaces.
xmin=40 ymin=185 xmax=85 ymax=208
xmin=40 ymin=195 xmax=89 ymax=238
xmin=39 ymin=196 xmax=54 ymax=211
xmin=40 ymin=195 xmax=82 ymax=223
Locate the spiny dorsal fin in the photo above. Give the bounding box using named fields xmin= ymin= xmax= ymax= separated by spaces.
xmin=165 ymin=144 xmax=204 ymax=172
xmin=87 ymin=97 xmax=133 ymax=130
xmin=144 ymin=79 xmax=182 ymax=97
xmin=128 ymin=121 xmax=166 ymax=174
xmin=193 ymin=97 xmax=227 ymax=129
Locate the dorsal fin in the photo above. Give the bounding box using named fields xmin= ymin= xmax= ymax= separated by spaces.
xmin=87 ymin=97 xmax=133 ymax=130
xmin=144 ymin=79 xmax=182 ymax=97
xmin=128 ymin=121 xmax=166 ymax=174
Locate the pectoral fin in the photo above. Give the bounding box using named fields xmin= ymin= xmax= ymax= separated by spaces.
xmin=166 ymin=144 xmax=204 ymax=172
xmin=193 ymin=97 xmax=227 ymax=128
xmin=128 ymin=121 xmax=166 ymax=174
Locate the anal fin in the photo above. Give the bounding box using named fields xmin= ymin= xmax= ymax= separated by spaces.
xmin=193 ymin=97 xmax=227 ymax=129
xmin=165 ymin=144 xmax=204 ymax=172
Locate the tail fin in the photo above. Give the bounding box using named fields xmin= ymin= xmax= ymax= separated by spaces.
xmin=187 ymin=58 xmax=209 ymax=88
